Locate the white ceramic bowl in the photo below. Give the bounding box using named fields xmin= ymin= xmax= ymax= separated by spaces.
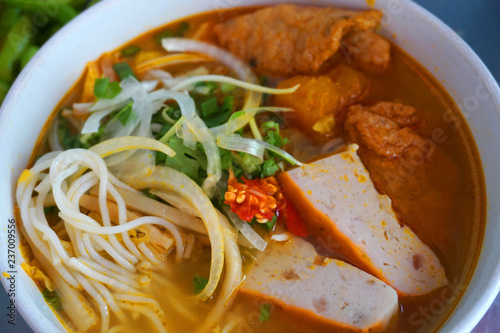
xmin=1 ymin=0 xmax=499 ymax=332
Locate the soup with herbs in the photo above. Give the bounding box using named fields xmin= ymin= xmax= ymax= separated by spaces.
xmin=16 ymin=4 xmax=485 ymax=333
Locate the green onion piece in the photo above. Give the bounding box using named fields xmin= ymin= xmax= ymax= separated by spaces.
xmin=200 ymin=97 xmax=218 ymax=118
xmin=158 ymin=116 xmax=185 ymax=144
xmin=112 ymin=62 xmax=137 ymax=80
xmin=262 ymin=214 xmax=277 ymax=231
xmin=154 ymin=21 xmax=190 ymax=44
xmin=221 ymin=95 xmax=234 ymax=113
xmin=219 ymin=148 xmax=232 ymax=171
xmin=42 ymin=289 xmax=62 ymax=312
xmin=1 ymin=0 xmax=78 ymax=24
xmin=259 ymin=303 xmax=272 ymax=322
xmin=117 ymin=103 xmax=133 ymax=125
xmin=58 ymin=117 xmax=86 ymax=149
xmin=0 ymin=15 xmax=32 ymax=82
xmin=43 ymin=206 xmax=59 ymax=215
xmin=120 ymin=45 xmax=141 ymax=58
xmin=261 ymin=158 xmax=280 ymax=178
xmin=93 ymin=78 xmax=122 ymax=99
xmin=20 ymin=45 xmax=39 ymax=69
xmin=193 ymin=276 xmax=209 ymax=294
xmin=262 ymin=121 xmax=289 ymax=148
xmin=155 ymin=123 xmax=173 ymax=140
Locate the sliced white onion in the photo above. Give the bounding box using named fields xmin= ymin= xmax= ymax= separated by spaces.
xmin=271 ymin=233 xmax=290 ymax=242
xmin=217 ymin=135 xmax=265 ymax=163
xmin=171 ymin=74 xmax=299 ymax=95
xmin=122 ymin=166 xmax=225 ymax=301
xmin=216 ymin=134 xmax=303 ymax=166
xmin=81 ymin=108 xmax=115 ymax=134
xmin=89 ymin=80 xmax=157 ymax=113
xmin=222 ymin=206 xmax=267 ymax=251
xmin=73 ymin=102 xmax=93 ymax=114
xmin=210 ymin=107 xmax=293 ymax=136
xmin=161 ymin=91 xmax=221 ymax=197
xmin=148 ymin=69 xmax=177 ymax=89
xmin=107 ymin=77 xmax=148 ymax=138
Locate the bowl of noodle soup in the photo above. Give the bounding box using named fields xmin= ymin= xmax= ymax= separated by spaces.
xmin=1 ymin=0 xmax=499 ymax=333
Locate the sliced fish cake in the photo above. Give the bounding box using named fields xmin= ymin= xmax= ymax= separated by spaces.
xmin=240 ymin=236 xmax=398 ymax=331
xmin=278 ymin=144 xmax=447 ymax=295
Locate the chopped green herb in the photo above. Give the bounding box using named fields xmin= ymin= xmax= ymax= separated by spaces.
xmin=93 ymin=78 xmax=122 ymax=99
xmin=163 ymin=136 xmax=208 ymax=180
xmin=121 ymin=45 xmax=141 ymax=58
xmin=151 ymin=111 xmax=168 ymax=126
xmin=155 ymin=123 xmax=173 ymax=140
xmin=259 ymin=303 xmax=272 ymax=322
xmin=117 ymin=103 xmax=133 ymax=125
xmin=79 ymin=127 xmax=103 ymax=146
xmin=42 ymin=289 xmax=62 ymax=312
xmin=202 ymin=96 xmax=234 ymax=128
xmin=58 ymin=117 xmax=87 ymax=149
xmin=241 ymin=153 xmax=261 ymax=174
xmin=43 ymin=206 xmax=59 ymax=215
xmin=262 ymin=121 xmax=289 ymax=148
xmin=201 ymin=97 xmax=219 ymax=118
xmin=221 ymin=96 xmax=234 ymax=113
xmin=113 ymin=62 xmax=137 ymax=80
xmin=165 ymin=104 xmax=182 ymax=121
xmin=154 ymin=22 xmax=190 ymax=44
xmin=261 ymin=158 xmax=280 ymax=178
xmin=192 ymin=275 xmax=208 ymax=294
xmin=220 ymin=148 xmax=232 ymax=171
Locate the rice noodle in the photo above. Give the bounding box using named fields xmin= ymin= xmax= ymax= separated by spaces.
xmin=197 ymin=212 xmax=242 ymax=332
xmin=16 ymin=147 xmax=191 ymax=332
xmin=121 ymin=166 xmax=224 ymax=301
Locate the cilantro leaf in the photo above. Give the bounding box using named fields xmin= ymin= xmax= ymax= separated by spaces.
xmin=121 ymin=45 xmax=141 ymax=58
xmin=193 ymin=275 xmax=208 ymax=294
xmin=262 ymin=121 xmax=289 ymax=148
xmin=93 ymin=78 xmax=122 ymax=100
xmin=261 ymin=158 xmax=280 ymax=178
xmin=113 ymin=62 xmax=137 ymax=80
xmin=201 ymin=97 xmax=219 ymax=118
xmin=116 ymin=103 xmax=133 ymax=125
xmin=42 ymin=289 xmax=62 ymax=312
xmin=163 ymin=136 xmax=207 ymax=180
xmin=259 ymin=303 xmax=272 ymax=322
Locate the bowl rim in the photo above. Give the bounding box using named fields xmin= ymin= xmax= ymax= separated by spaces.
xmin=1 ymin=0 xmax=499 ymax=332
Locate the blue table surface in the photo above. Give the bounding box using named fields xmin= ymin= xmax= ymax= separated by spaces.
xmin=1 ymin=0 xmax=499 ymax=332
